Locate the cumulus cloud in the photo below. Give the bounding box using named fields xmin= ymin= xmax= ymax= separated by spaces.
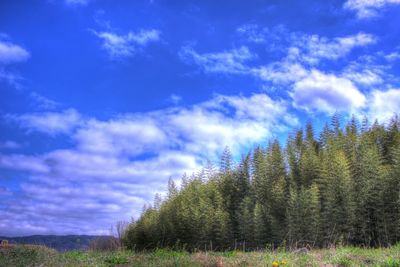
xmin=368 ymin=89 xmax=400 ymax=122
xmin=183 ymin=29 xmax=382 ymax=115
xmin=0 ymin=93 xmax=295 ymax=236
xmin=93 ymin=29 xmax=161 ymax=59
xmin=291 ymin=70 xmax=366 ymax=113
xmin=179 ymin=46 xmax=255 ymax=74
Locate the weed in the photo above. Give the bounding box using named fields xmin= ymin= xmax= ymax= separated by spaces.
xmin=104 ymin=254 xmax=129 ymax=266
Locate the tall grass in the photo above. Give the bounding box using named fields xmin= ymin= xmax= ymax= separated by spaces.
xmin=1 ymin=244 xmax=400 ymax=266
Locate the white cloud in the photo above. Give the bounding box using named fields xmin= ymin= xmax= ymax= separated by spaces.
xmin=368 ymin=89 xmax=400 ymax=121
xmin=179 ymin=46 xmax=255 ymax=74
xmin=0 ymin=154 xmax=49 ymax=173
xmin=342 ymin=59 xmax=385 ymax=86
xmin=236 ymin=24 xmax=289 ymax=48
xmin=343 ymin=68 xmax=383 ymax=86
xmin=294 ymin=33 xmax=376 ymax=64
xmin=0 ymin=141 xmax=21 ymax=150
xmin=182 ymin=31 xmax=376 ymax=88
xmin=385 ymin=51 xmax=400 ymax=61
xmin=236 ymin=24 xmax=270 ymax=43
xmin=179 ymin=31 xmax=377 ymax=116
xmin=65 ymin=0 xmax=90 ymax=6
xmin=30 ymin=92 xmax=59 ymax=110
xmin=236 ymin=25 xmax=376 ymax=64
xmin=167 ymin=94 xmax=182 ymax=105
xmin=0 ymin=40 xmax=30 ymax=64
xmin=291 ymin=70 xmax=366 ymax=113
xmin=74 ymin=117 xmax=167 ymax=156
xmin=7 ymin=109 xmax=82 ymax=135
xmin=93 ymin=29 xmax=161 ymax=59
xmin=0 ymin=37 xmax=29 ymax=87
xmin=252 ymin=60 xmax=308 ymax=84
xmin=0 ymin=68 xmax=22 ymax=85
xmin=344 ymin=0 xmax=400 ymax=18
xmin=1 ymin=93 xmax=295 ymax=235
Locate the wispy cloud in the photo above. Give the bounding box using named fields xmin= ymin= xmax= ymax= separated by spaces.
xmin=167 ymin=94 xmax=182 ymax=105
xmin=292 ymin=32 xmax=376 ymax=64
xmin=236 ymin=25 xmax=376 ymax=64
xmin=236 ymin=24 xmax=289 ymax=46
xmin=0 ymin=141 xmax=22 ymax=150
xmin=65 ymin=0 xmax=91 ymax=6
xmin=0 ymin=35 xmax=30 ymax=88
xmin=0 ymin=40 xmax=30 ymax=64
xmin=179 ymin=46 xmax=255 ymax=74
xmin=180 ymin=30 xmax=380 ymax=115
xmin=6 ymin=109 xmax=82 ymax=135
xmin=93 ymin=29 xmax=161 ymax=59
xmin=29 ymin=92 xmax=60 ymax=110
xmin=385 ymin=51 xmax=400 ymax=62
xmin=252 ymin=58 xmax=308 ymax=84
xmin=344 ymin=0 xmax=400 ymax=18
xmin=342 ymin=57 xmax=386 ymax=86
xmin=0 ymin=93 xmax=296 ymax=235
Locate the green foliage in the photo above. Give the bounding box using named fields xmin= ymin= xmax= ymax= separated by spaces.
xmin=380 ymin=258 xmax=400 ymax=267
xmin=104 ymin=253 xmax=128 ymax=266
xmin=123 ymin=114 xmax=400 ymax=250
xmin=64 ymin=250 xmax=87 ymax=261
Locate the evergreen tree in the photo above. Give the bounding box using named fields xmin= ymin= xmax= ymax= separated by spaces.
xmin=123 ymin=114 xmax=400 ymax=250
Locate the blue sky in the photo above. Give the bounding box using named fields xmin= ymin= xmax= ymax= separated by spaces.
xmin=0 ymin=0 xmax=400 ymax=236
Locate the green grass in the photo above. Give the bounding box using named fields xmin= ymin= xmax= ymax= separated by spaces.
xmin=1 ymin=245 xmax=400 ymax=266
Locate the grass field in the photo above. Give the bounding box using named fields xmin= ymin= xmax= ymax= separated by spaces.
xmin=1 ymin=244 xmax=400 ymax=267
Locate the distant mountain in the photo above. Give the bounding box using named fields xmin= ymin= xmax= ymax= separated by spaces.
xmin=0 ymin=235 xmax=112 ymax=251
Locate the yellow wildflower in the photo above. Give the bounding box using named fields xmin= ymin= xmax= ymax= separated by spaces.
xmin=272 ymin=261 xmax=279 ymax=267
xmin=281 ymin=260 xmax=287 ymax=265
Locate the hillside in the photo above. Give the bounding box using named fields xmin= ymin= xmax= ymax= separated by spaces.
xmin=0 ymin=235 xmax=111 ymax=251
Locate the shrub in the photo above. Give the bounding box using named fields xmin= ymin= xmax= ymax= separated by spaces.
xmin=89 ymin=236 xmax=119 ymax=252
xmin=0 ymin=244 xmax=57 ymax=267
xmin=104 ymin=254 xmax=129 ymax=265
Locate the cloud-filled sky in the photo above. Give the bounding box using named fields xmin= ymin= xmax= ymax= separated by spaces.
xmin=0 ymin=0 xmax=399 ymax=236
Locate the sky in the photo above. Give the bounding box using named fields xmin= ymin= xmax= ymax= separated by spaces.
xmin=0 ymin=0 xmax=400 ymax=236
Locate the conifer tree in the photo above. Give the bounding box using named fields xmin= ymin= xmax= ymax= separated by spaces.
xmin=123 ymin=114 xmax=400 ymax=250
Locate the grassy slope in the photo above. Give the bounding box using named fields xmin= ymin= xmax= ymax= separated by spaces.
xmin=1 ymin=245 xmax=400 ymax=267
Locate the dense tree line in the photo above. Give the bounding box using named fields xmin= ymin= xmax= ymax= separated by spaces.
xmin=123 ymin=115 xmax=400 ymax=250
